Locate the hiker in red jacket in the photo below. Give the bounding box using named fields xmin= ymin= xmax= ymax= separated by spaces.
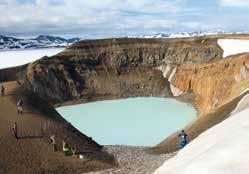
xmin=12 ymin=122 xmax=18 ymax=139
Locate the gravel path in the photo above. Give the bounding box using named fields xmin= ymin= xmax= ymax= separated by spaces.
xmin=86 ymin=145 xmax=176 ymax=174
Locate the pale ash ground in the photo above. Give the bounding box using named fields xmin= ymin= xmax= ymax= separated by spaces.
xmin=154 ymin=92 xmax=249 ymax=174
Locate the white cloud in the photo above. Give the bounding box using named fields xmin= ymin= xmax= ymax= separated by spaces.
xmin=0 ymin=0 xmax=249 ymax=37
xmin=0 ymin=0 xmax=184 ymax=36
xmin=220 ymin=0 xmax=249 ymax=7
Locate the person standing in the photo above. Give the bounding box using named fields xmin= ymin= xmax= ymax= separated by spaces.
xmin=17 ymin=99 xmax=23 ymax=114
xmin=62 ymin=141 xmax=70 ymax=156
xmin=12 ymin=122 xmax=18 ymax=139
xmin=1 ymin=85 xmax=4 ymax=96
xmin=49 ymin=135 xmax=57 ymax=151
xmin=178 ymin=130 xmax=188 ymax=149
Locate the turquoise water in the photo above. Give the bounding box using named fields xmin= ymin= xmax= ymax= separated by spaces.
xmin=56 ymin=97 xmax=196 ymax=146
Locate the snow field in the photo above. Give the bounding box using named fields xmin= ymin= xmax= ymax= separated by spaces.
xmin=218 ymin=39 xmax=249 ymax=57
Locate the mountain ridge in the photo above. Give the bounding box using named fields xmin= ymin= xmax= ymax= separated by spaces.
xmin=0 ymin=35 xmax=81 ymax=50
xmin=2 ymin=31 xmax=249 ymax=51
xmin=128 ymin=31 xmax=249 ymax=39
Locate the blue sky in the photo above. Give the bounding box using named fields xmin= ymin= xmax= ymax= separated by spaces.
xmin=1 ymin=0 xmax=249 ymax=38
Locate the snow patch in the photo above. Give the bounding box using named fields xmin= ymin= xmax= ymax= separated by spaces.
xmin=154 ymin=107 xmax=249 ymax=174
xmin=218 ymin=39 xmax=249 ymax=57
xmin=0 ymin=48 xmax=64 ymax=69
xmin=231 ymin=94 xmax=249 ymax=115
xmin=231 ymin=88 xmax=249 ymax=115
xmin=128 ymin=31 xmax=228 ymax=39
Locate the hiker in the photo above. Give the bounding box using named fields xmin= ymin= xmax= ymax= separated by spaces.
xmin=71 ymin=147 xmax=77 ymax=156
xmin=62 ymin=141 xmax=70 ymax=156
xmin=12 ymin=122 xmax=18 ymax=139
xmin=1 ymin=85 xmax=4 ymax=96
xmin=49 ymin=135 xmax=57 ymax=151
xmin=178 ymin=130 xmax=188 ymax=149
xmin=17 ymin=99 xmax=23 ymax=114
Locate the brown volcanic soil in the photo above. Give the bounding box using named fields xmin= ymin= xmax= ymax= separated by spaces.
xmin=0 ymin=81 xmax=116 ymax=174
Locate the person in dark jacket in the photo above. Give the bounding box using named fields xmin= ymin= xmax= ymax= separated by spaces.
xmin=1 ymin=85 xmax=4 ymax=96
xmin=178 ymin=130 xmax=188 ymax=149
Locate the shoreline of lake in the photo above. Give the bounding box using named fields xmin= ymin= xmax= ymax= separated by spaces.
xmin=56 ymin=97 xmax=196 ymax=146
xmin=86 ymin=145 xmax=176 ymax=174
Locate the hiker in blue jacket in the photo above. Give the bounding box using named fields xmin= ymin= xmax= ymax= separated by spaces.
xmin=178 ymin=130 xmax=188 ymax=149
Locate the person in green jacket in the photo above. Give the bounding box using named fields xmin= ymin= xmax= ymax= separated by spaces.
xmin=62 ymin=141 xmax=69 ymax=156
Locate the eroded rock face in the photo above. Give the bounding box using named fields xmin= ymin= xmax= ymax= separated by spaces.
xmin=24 ymin=38 xmax=222 ymax=105
xmin=171 ymin=53 xmax=249 ymax=114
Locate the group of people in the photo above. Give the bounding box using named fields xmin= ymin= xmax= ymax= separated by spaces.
xmin=1 ymin=85 xmax=18 ymax=140
xmin=11 ymin=99 xmax=24 ymax=140
xmin=1 ymin=84 xmax=77 ymax=157
xmin=0 ymin=84 xmax=18 ymax=140
xmin=49 ymin=135 xmax=77 ymax=156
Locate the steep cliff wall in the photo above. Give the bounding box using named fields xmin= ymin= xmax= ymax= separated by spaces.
xmin=24 ymin=37 xmax=222 ymax=105
xmin=171 ymin=53 xmax=249 ymax=114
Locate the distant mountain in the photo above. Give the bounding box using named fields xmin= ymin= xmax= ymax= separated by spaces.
xmin=0 ymin=35 xmax=81 ymax=50
xmin=2 ymin=31 xmax=249 ymax=51
xmin=127 ymin=31 xmax=249 ymax=39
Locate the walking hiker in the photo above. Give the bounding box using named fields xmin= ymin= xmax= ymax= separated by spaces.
xmin=71 ymin=147 xmax=77 ymax=156
xmin=12 ymin=122 xmax=18 ymax=139
xmin=62 ymin=141 xmax=70 ymax=156
xmin=49 ymin=135 xmax=57 ymax=151
xmin=178 ymin=130 xmax=188 ymax=149
xmin=17 ymin=99 xmax=23 ymax=114
xmin=1 ymin=85 xmax=4 ymax=96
